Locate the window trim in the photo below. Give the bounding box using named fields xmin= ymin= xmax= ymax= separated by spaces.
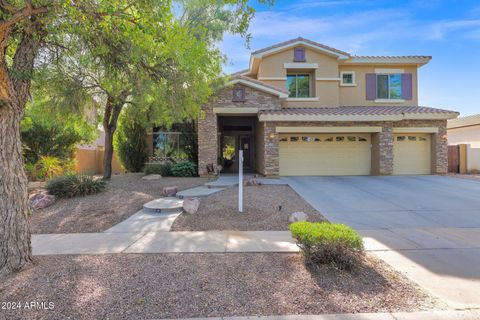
xmin=376 ymin=73 xmax=403 ymax=100
xmin=286 ymin=73 xmax=311 ymax=98
xmin=340 ymin=71 xmax=356 ymax=86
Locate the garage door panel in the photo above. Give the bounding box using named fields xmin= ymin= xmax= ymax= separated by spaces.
xmin=393 ymin=134 xmax=431 ymax=175
xmin=279 ymin=134 xmax=371 ymax=176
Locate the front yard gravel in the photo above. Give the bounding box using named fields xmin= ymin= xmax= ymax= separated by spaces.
xmin=0 ymin=253 xmax=440 ymax=320
xmin=29 ymin=173 xmax=207 ymax=234
xmin=171 ymin=185 xmax=325 ymax=231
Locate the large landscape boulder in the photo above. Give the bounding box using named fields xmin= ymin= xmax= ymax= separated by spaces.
xmin=29 ymin=191 xmax=56 ymax=210
xmin=162 ymin=186 xmax=179 ymax=197
xmin=289 ymin=211 xmax=308 ymax=223
xmin=183 ymin=197 xmax=200 ymax=214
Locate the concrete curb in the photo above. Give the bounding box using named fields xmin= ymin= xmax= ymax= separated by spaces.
xmin=158 ymin=310 xmax=480 ymax=320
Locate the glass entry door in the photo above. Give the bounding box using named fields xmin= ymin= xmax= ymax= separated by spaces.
xmin=221 ymin=134 xmax=254 ymax=173
xmin=221 ymin=135 xmax=237 ymax=173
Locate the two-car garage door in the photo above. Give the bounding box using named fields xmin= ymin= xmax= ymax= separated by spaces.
xmin=279 ymin=133 xmax=372 ymax=176
xmin=278 ymin=132 xmax=432 ymax=176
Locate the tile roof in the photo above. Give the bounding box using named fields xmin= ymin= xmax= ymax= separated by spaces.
xmin=252 ymin=37 xmax=350 ymax=57
xmin=447 ymin=113 xmax=480 ymax=128
xmin=229 ymin=74 xmax=290 ymax=95
xmin=260 ymin=106 xmax=458 ymax=116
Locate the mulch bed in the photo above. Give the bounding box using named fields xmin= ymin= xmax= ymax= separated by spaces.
xmin=171 ymin=185 xmax=326 ymax=231
xmin=0 ymin=253 xmax=440 ymax=320
xmin=29 ymin=173 xmax=207 ymax=234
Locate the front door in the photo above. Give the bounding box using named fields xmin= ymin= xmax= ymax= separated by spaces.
xmin=220 ymin=134 xmax=254 ymax=173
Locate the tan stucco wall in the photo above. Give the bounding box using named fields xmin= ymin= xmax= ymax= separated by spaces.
xmin=258 ymin=48 xmax=339 ymax=79
xmin=75 ymin=148 xmax=123 ymax=175
xmin=448 ymin=125 xmax=480 ymax=147
xmin=253 ymin=44 xmax=420 ymax=107
xmin=338 ymin=65 xmax=418 ymax=106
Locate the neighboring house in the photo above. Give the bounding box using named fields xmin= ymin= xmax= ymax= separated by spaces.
xmin=198 ymin=37 xmax=459 ymax=177
xmin=447 ymin=114 xmax=480 ymax=172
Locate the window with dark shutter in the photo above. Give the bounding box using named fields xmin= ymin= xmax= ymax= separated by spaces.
xmin=293 ymin=47 xmax=305 ymax=62
xmin=232 ymin=87 xmax=245 ymax=102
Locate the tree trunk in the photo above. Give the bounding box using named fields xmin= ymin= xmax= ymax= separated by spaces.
xmin=0 ymin=18 xmax=44 ymax=276
xmin=103 ymin=125 xmax=115 ymax=180
xmin=102 ymin=96 xmax=124 ymax=180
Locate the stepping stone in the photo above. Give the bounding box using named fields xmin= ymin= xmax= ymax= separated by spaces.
xmin=143 ymin=197 xmax=183 ymax=213
xmin=176 ymin=186 xmax=225 ymax=199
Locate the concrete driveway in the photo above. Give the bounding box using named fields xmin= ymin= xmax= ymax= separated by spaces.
xmin=283 ymin=175 xmax=480 ymax=309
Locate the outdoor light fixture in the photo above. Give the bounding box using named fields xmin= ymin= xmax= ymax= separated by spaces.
xmin=269 ymin=132 xmax=275 ymax=139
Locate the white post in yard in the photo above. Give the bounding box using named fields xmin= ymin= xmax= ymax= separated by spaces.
xmin=238 ymin=149 xmax=243 ymax=213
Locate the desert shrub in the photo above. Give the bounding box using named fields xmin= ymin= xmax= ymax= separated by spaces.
xmin=25 ymin=156 xmax=74 ymax=181
xmin=114 ymin=114 xmax=148 ymax=172
xmin=171 ymin=161 xmax=197 ymax=177
xmin=143 ymin=162 xmax=172 ymax=176
xmin=21 ymin=103 xmax=95 ymax=164
xmin=290 ymin=221 xmax=364 ymax=270
xmin=46 ymin=174 xmax=106 ymax=198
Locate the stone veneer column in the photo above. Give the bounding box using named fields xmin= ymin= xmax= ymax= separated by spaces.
xmin=434 ymin=120 xmax=448 ymax=174
xmin=197 ymin=107 xmax=218 ymax=176
xmin=379 ymin=122 xmax=394 ymax=175
xmin=264 ymin=122 xmax=279 ymax=176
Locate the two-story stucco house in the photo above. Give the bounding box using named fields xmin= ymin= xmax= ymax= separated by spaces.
xmin=198 ymin=37 xmax=459 ymax=177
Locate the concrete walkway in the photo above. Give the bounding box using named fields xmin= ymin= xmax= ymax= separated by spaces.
xmin=32 ymin=231 xmax=298 ymax=255
xmin=284 ymin=176 xmax=480 ymax=309
xmin=159 ymin=310 xmax=480 ymax=320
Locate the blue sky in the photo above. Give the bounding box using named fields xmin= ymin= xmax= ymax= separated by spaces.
xmin=219 ymin=0 xmax=480 ymax=116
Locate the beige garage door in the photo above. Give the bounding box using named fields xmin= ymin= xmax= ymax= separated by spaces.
xmin=279 ymin=133 xmax=371 ymax=176
xmin=393 ymin=133 xmax=431 ymax=175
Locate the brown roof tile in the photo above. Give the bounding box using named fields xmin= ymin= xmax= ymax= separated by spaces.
xmin=260 ymin=106 xmax=458 ymax=116
xmin=252 ymin=37 xmax=350 ymax=57
xmin=230 ymin=74 xmax=290 ymax=94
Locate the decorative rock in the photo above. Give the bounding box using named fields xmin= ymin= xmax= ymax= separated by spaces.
xmin=142 ymin=174 xmax=162 ymax=180
xmin=183 ymin=197 xmax=200 ymax=214
xmin=29 ymin=192 xmax=56 ymax=210
xmin=289 ymin=211 xmax=308 ymax=223
xmin=244 ymin=178 xmax=260 ymax=186
xmin=162 ymin=186 xmax=179 ymax=197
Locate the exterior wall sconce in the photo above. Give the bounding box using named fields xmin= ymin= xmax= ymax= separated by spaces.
xmin=269 ymin=132 xmax=275 ymax=139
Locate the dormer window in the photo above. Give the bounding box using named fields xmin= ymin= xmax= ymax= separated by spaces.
xmin=293 ymin=47 xmax=306 ymax=62
xmin=232 ymin=87 xmax=245 ymax=102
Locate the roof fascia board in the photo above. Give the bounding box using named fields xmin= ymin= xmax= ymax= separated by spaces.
xmin=254 ymin=40 xmax=350 ymax=60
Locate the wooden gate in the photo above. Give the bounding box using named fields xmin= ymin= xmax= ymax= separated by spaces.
xmin=448 ymin=145 xmax=460 ymax=173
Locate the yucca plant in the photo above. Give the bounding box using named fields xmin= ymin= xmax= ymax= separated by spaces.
xmin=47 ymin=174 xmax=106 ymax=198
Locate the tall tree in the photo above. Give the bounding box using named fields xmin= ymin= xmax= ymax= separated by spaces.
xmin=0 ymin=0 xmax=271 ymax=276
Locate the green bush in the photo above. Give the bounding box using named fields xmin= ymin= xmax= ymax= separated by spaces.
xmin=46 ymin=174 xmax=106 ymax=198
xmin=115 ymin=115 xmax=148 ymax=172
xmin=290 ymin=221 xmax=364 ymax=270
xmin=171 ymin=161 xmax=197 ymax=177
xmin=143 ymin=162 xmax=172 ymax=176
xmin=25 ymin=156 xmax=74 ymax=181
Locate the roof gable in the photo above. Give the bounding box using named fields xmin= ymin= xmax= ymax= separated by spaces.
xmin=226 ymin=75 xmax=289 ymax=99
xmin=252 ymin=37 xmax=350 ymax=60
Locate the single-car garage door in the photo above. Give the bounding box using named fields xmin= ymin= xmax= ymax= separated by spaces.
xmin=393 ymin=133 xmax=431 ymax=175
xmin=279 ymin=133 xmax=371 ymax=176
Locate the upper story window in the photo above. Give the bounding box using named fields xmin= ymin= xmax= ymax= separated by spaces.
xmin=232 ymin=87 xmax=245 ymax=102
xmin=377 ymin=74 xmax=402 ymax=99
xmin=286 ymin=74 xmax=310 ymax=98
xmin=293 ymin=47 xmax=306 ymax=62
xmin=340 ymin=71 xmax=356 ymax=86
